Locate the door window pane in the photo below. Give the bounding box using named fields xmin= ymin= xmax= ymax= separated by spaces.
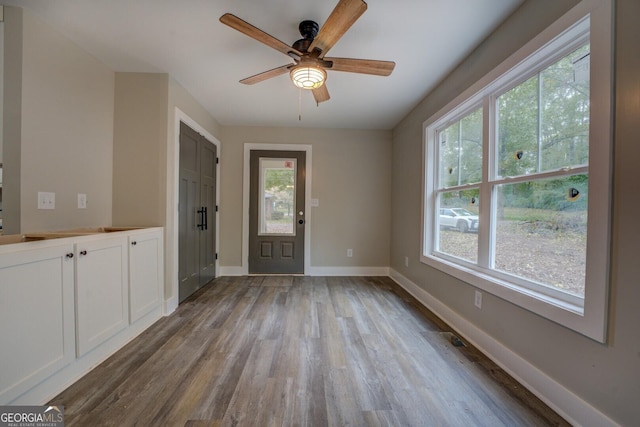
xmin=259 ymin=158 xmax=296 ymax=235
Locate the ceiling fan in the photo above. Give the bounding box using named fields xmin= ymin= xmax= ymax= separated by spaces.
xmin=220 ymin=0 xmax=395 ymax=104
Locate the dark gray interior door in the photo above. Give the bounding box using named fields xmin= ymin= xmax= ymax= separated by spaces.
xmin=249 ymin=150 xmax=305 ymax=274
xmin=179 ymin=122 xmax=217 ymax=302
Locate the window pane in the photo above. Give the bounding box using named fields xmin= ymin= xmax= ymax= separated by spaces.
xmin=437 ymin=189 xmax=480 ymax=263
xmin=494 ymin=174 xmax=588 ymax=296
xmin=541 ymin=45 xmax=590 ymax=170
xmin=438 ymin=108 xmax=482 ymax=188
xmin=497 ymin=44 xmax=590 ymax=178
xmin=497 ymin=75 xmax=539 ymax=177
xmin=259 ymin=158 xmax=296 ymax=235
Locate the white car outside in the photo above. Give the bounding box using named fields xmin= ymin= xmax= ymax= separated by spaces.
xmin=439 ymin=208 xmax=479 ymax=233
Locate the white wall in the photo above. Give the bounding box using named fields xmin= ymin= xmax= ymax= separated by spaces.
xmin=4 ymin=6 xmax=114 ymax=233
xmin=219 ymin=126 xmax=391 ymax=272
xmin=390 ymin=0 xmax=640 ymax=425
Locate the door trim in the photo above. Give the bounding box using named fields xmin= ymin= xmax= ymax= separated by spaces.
xmin=167 ymin=108 xmax=220 ymax=314
xmin=243 ymin=143 xmax=312 ymax=276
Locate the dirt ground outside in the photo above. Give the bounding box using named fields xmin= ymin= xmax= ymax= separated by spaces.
xmin=438 ymin=221 xmax=586 ymax=296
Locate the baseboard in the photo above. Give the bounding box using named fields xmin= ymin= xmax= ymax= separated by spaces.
xmin=11 ymin=307 xmax=163 ymax=405
xmin=306 ymin=266 xmax=390 ymax=276
xmin=164 ymin=295 xmax=178 ymax=315
xmin=388 ymin=269 xmax=618 ymax=427
xmin=218 ymin=266 xmax=390 ymax=277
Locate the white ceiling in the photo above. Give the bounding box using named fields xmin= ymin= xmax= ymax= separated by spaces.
xmin=3 ymin=0 xmax=525 ymax=130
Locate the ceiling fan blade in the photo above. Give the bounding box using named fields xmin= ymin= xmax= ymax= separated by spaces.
xmin=240 ymin=64 xmax=294 ymax=85
xmin=312 ymin=84 xmax=330 ymax=104
xmin=220 ymin=13 xmax=303 ymax=58
xmin=324 ymin=57 xmax=395 ymax=76
xmin=308 ymin=0 xmax=367 ymax=58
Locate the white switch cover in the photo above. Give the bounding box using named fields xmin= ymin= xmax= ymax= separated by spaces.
xmin=78 ymin=193 xmax=87 ymax=209
xmin=310 ymin=198 xmax=319 ymax=207
xmin=347 ymin=249 xmax=353 ymax=257
xmin=38 ymin=192 xmax=56 ymax=210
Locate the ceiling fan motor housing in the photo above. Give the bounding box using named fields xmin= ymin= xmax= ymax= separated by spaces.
xmin=293 ymin=20 xmax=319 ymax=53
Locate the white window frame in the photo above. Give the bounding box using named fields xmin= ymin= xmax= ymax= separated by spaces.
xmin=421 ymin=0 xmax=612 ymax=343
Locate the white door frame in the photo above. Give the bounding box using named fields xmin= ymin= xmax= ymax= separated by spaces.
xmin=165 ymin=108 xmax=221 ymax=314
xmin=243 ymin=143 xmax=312 ymax=275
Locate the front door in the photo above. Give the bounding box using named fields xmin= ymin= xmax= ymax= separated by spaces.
xmin=249 ymin=150 xmax=305 ymax=274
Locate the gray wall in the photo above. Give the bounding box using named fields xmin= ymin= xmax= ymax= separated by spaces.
xmin=3 ymin=6 xmax=114 ymax=233
xmin=390 ymin=0 xmax=640 ymax=424
xmin=113 ymin=73 xmax=169 ymax=227
xmin=219 ymin=126 xmax=391 ymax=270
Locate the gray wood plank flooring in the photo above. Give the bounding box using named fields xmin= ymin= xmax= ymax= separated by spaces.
xmin=50 ymin=276 xmax=568 ymax=426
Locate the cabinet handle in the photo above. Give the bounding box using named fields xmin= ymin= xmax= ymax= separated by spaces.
xmin=131 ymin=241 xmax=137 ymax=246
xmin=80 ymin=250 xmax=87 ymax=256
xmin=66 ymin=253 xmax=74 ymax=259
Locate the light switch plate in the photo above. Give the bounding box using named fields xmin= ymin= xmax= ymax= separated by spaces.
xmin=310 ymin=198 xmax=319 ymax=207
xmin=38 ymin=192 xmax=55 ymax=210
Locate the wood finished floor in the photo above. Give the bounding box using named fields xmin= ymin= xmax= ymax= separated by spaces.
xmin=50 ymin=276 xmax=568 ymax=426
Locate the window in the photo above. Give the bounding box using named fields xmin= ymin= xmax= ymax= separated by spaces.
xmin=422 ymin=1 xmax=612 ymax=342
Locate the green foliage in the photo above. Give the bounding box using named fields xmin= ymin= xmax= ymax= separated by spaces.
xmin=265 ymin=169 xmax=294 ymax=192
xmin=439 ymin=108 xmax=483 ymax=188
xmin=497 ymin=44 xmax=590 ymax=178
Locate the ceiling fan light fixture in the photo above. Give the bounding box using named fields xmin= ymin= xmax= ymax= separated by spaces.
xmin=290 ymin=65 xmax=326 ymax=89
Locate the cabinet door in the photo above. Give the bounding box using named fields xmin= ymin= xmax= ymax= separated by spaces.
xmin=75 ymin=236 xmax=128 ymax=357
xmin=129 ymin=230 xmax=163 ymax=323
xmin=0 ymin=244 xmax=75 ymax=403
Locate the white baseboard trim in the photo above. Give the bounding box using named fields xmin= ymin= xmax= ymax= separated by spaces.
xmin=388 ymin=269 xmax=618 ymax=427
xmin=218 ymin=266 xmax=390 ymax=277
xmin=164 ymin=295 xmax=178 ymax=315
xmin=11 ymin=308 xmax=163 ymax=405
xmin=307 ymin=266 xmax=390 ymax=276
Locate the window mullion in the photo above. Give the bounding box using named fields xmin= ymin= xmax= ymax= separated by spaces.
xmin=477 ymin=98 xmax=493 ymax=268
xmin=537 ymin=73 xmax=543 ymax=173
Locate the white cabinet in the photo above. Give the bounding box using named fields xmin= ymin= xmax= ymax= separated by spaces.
xmin=0 ymin=227 xmax=164 ymax=404
xmin=128 ymin=229 xmax=163 ymax=324
xmin=75 ymin=235 xmax=128 ymax=357
xmin=0 ymin=243 xmax=76 ymax=403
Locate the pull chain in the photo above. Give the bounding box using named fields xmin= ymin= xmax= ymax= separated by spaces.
xmin=298 ymin=87 xmax=302 ymax=121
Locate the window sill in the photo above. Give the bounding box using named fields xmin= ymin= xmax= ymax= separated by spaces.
xmin=419 ymin=253 xmax=598 ymax=336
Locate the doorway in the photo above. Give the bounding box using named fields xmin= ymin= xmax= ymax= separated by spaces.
xmin=249 ymin=150 xmax=306 ymax=274
xmin=178 ymin=121 xmax=217 ymax=302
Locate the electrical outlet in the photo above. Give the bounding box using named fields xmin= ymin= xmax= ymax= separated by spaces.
xmin=474 ymin=290 xmax=482 ymax=309
xmin=78 ymin=193 xmax=87 ymax=209
xmin=347 ymin=249 xmax=353 ymax=257
xmin=405 ymin=256 xmax=409 ymax=267
xmin=37 ymin=192 xmax=55 ymax=210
